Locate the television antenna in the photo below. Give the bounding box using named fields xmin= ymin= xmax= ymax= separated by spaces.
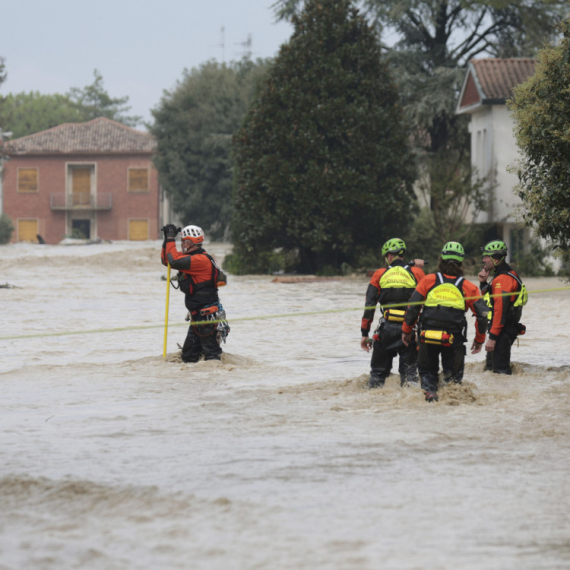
xmin=235 ymin=33 xmax=255 ymax=58
xmin=212 ymin=26 xmax=225 ymax=63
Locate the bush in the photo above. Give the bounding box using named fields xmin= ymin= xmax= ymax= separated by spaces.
xmin=511 ymin=237 xmax=555 ymax=277
xmin=0 ymin=213 xmax=14 ymax=244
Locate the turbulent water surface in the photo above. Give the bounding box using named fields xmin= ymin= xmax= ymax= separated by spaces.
xmin=1 ymin=241 xmax=569 ymax=569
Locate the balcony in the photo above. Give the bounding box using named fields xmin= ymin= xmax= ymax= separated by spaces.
xmin=50 ymin=193 xmax=113 ymax=211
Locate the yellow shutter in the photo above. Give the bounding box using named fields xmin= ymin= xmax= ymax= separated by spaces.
xmin=18 ymin=219 xmax=38 ymax=242
xmin=128 ymin=168 xmax=149 ymax=192
xmin=18 ymin=169 xmax=38 ymax=192
xmin=129 ymin=219 xmax=148 ymax=241
xmin=72 ymin=168 xmax=91 ymax=206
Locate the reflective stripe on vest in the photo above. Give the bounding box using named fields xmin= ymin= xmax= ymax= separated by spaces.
xmin=379 ymin=265 xmax=417 ymax=290
xmin=424 ymin=273 xmax=466 ymax=311
xmin=508 ymin=271 xmax=528 ymax=307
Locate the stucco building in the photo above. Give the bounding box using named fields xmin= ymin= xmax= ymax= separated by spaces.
xmin=456 ymin=58 xmax=537 ymax=258
xmin=1 ymin=117 xmax=162 ymax=244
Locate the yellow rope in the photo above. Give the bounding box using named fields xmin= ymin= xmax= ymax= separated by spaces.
xmin=1 ymin=286 xmax=569 ymax=341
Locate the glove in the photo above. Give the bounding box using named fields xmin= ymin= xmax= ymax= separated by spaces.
xmin=161 ymin=224 xmax=180 ymax=239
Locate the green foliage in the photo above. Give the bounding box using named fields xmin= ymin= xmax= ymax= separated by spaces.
xmin=509 ymin=17 xmax=570 ymax=250
xmin=232 ymin=0 xmax=416 ymax=274
xmin=275 ymin=1 xmax=564 ymax=242
xmin=0 ymin=70 xmax=141 ymax=138
xmin=0 ymin=92 xmax=85 ymax=139
xmin=223 ymin=250 xmax=287 ymax=275
xmin=511 ymin=237 xmax=555 ymax=277
xmin=0 ymin=57 xmax=6 ymax=88
xmin=150 ymin=59 xmax=269 ymax=241
xmin=67 ymin=69 xmax=141 ymax=126
xmin=0 ymin=213 xmax=14 ymax=244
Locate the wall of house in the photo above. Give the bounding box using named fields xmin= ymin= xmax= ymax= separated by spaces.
xmin=3 ymin=154 xmax=159 ymax=244
xmin=467 ymin=105 xmax=561 ymax=269
xmin=490 ymin=105 xmax=523 ymax=223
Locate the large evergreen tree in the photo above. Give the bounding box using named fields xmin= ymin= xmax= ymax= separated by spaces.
xmin=510 ymin=17 xmax=570 ymax=250
xmin=150 ymin=59 xmax=268 ymax=240
xmin=232 ymin=0 xmax=416 ymax=274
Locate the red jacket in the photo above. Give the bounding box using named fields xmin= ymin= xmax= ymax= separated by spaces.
xmin=480 ymin=265 xmax=523 ymax=339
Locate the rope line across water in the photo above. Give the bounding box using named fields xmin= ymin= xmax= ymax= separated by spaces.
xmin=1 ymin=286 xmax=569 ymax=341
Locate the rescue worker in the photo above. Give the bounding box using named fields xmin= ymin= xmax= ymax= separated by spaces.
xmin=402 ymin=242 xmax=488 ymax=402
xmin=479 ymin=240 xmax=527 ymax=375
xmin=161 ymin=223 xmax=229 ymax=362
xmin=361 ymin=238 xmax=426 ymax=388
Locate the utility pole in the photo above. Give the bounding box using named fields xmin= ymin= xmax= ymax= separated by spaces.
xmin=213 ymin=26 xmax=225 ymax=63
xmin=0 ymin=127 xmax=13 ymax=215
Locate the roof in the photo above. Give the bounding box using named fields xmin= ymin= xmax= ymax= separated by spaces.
xmin=5 ymin=117 xmax=157 ymax=154
xmin=457 ymin=58 xmax=537 ymax=115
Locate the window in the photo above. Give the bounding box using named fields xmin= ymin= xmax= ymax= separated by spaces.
xmin=18 ymin=219 xmax=38 ymax=242
xmin=18 ymin=168 xmax=38 ymax=193
xmin=128 ymin=219 xmax=149 ymax=241
xmin=128 ymin=168 xmax=149 ymax=192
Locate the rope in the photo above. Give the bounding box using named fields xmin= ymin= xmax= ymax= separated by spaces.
xmin=1 ymin=286 xmax=569 ymax=341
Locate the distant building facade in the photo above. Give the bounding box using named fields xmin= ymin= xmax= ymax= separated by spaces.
xmin=456 ymin=58 xmax=537 ymax=258
xmin=2 ymin=117 xmax=164 ymax=244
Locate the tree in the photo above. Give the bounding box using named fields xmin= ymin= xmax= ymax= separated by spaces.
xmin=0 ymin=92 xmax=84 ymax=139
xmin=150 ymin=59 xmax=269 ymax=240
xmin=67 ymin=69 xmax=141 ymax=127
xmin=0 ymin=70 xmax=141 ymax=138
xmin=274 ymin=0 xmax=565 ymax=244
xmin=0 ymin=57 xmax=6 ymax=89
xmin=231 ymin=0 xmax=416 ymax=274
xmin=509 ymin=17 xmax=570 ymax=250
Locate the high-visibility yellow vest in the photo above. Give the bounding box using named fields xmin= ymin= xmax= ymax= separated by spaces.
xmin=424 ymin=274 xmax=466 ymax=311
xmin=379 ymin=265 xmax=417 ymax=290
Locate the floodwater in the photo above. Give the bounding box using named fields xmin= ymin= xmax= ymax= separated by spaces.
xmin=1 ymin=241 xmax=569 ymax=570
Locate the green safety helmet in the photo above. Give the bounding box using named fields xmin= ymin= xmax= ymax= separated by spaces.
xmin=382 ymin=238 xmax=406 ymax=257
xmin=481 ymin=240 xmax=507 ymax=257
xmin=441 ymin=241 xmax=465 ymax=262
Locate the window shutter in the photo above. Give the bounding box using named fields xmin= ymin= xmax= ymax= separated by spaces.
xmin=18 ymin=169 xmax=38 ymax=192
xmin=18 ymin=219 xmax=38 ymax=242
xmin=128 ymin=219 xmax=148 ymax=241
xmin=128 ymin=169 xmax=149 ymax=192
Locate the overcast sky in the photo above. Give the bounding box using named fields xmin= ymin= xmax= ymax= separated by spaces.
xmin=2 ymin=0 xmax=294 ymax=127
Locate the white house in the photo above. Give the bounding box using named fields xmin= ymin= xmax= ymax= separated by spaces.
xmin=456 ymin=58 xmax=537 ymax=259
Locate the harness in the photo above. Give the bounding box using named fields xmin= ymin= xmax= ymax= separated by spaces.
xmin=176 ymin=251 xmax=227 ymax=296
xmin=420 ymin=273 xmax=467 ymax=332
xmin=379 ymin=264 xmax=417 ymax=322
xmin=483 ymin=269 xmax=527 ymax=322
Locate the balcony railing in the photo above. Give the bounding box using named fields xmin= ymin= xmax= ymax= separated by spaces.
xmin=50 ymin=193 xmax=113 ymax=210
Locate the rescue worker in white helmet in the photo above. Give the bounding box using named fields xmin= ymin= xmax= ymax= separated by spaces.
xmin=479 ymin=240 xmax=527 ymax=374
xmin=402 ymin=242 xmax=488 ymax=402
xmin=361 ymin=238 xmax=426 ymax=388
xmin=161 ymin=223 xmax=229 ymax=362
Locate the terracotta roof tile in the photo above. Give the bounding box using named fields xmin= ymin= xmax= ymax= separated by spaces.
xmin=6 ymin=117 xmax=156 ymax=154
xmin=471 ymin=58 xmax=537 ymax=100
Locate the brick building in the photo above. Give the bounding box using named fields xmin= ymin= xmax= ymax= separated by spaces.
xmin=1 ymin=117 xmax=161 ymax=244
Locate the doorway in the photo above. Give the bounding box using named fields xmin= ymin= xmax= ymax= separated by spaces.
xmin=72 ymin=219 xmax=91 ymax=239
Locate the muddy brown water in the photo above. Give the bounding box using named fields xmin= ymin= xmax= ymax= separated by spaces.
xmin=1 ymin=241 xmax=569 ymax=569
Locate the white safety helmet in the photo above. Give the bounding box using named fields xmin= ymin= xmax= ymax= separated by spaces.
xmin=181 ymin=225 xmax=204 ymax=244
